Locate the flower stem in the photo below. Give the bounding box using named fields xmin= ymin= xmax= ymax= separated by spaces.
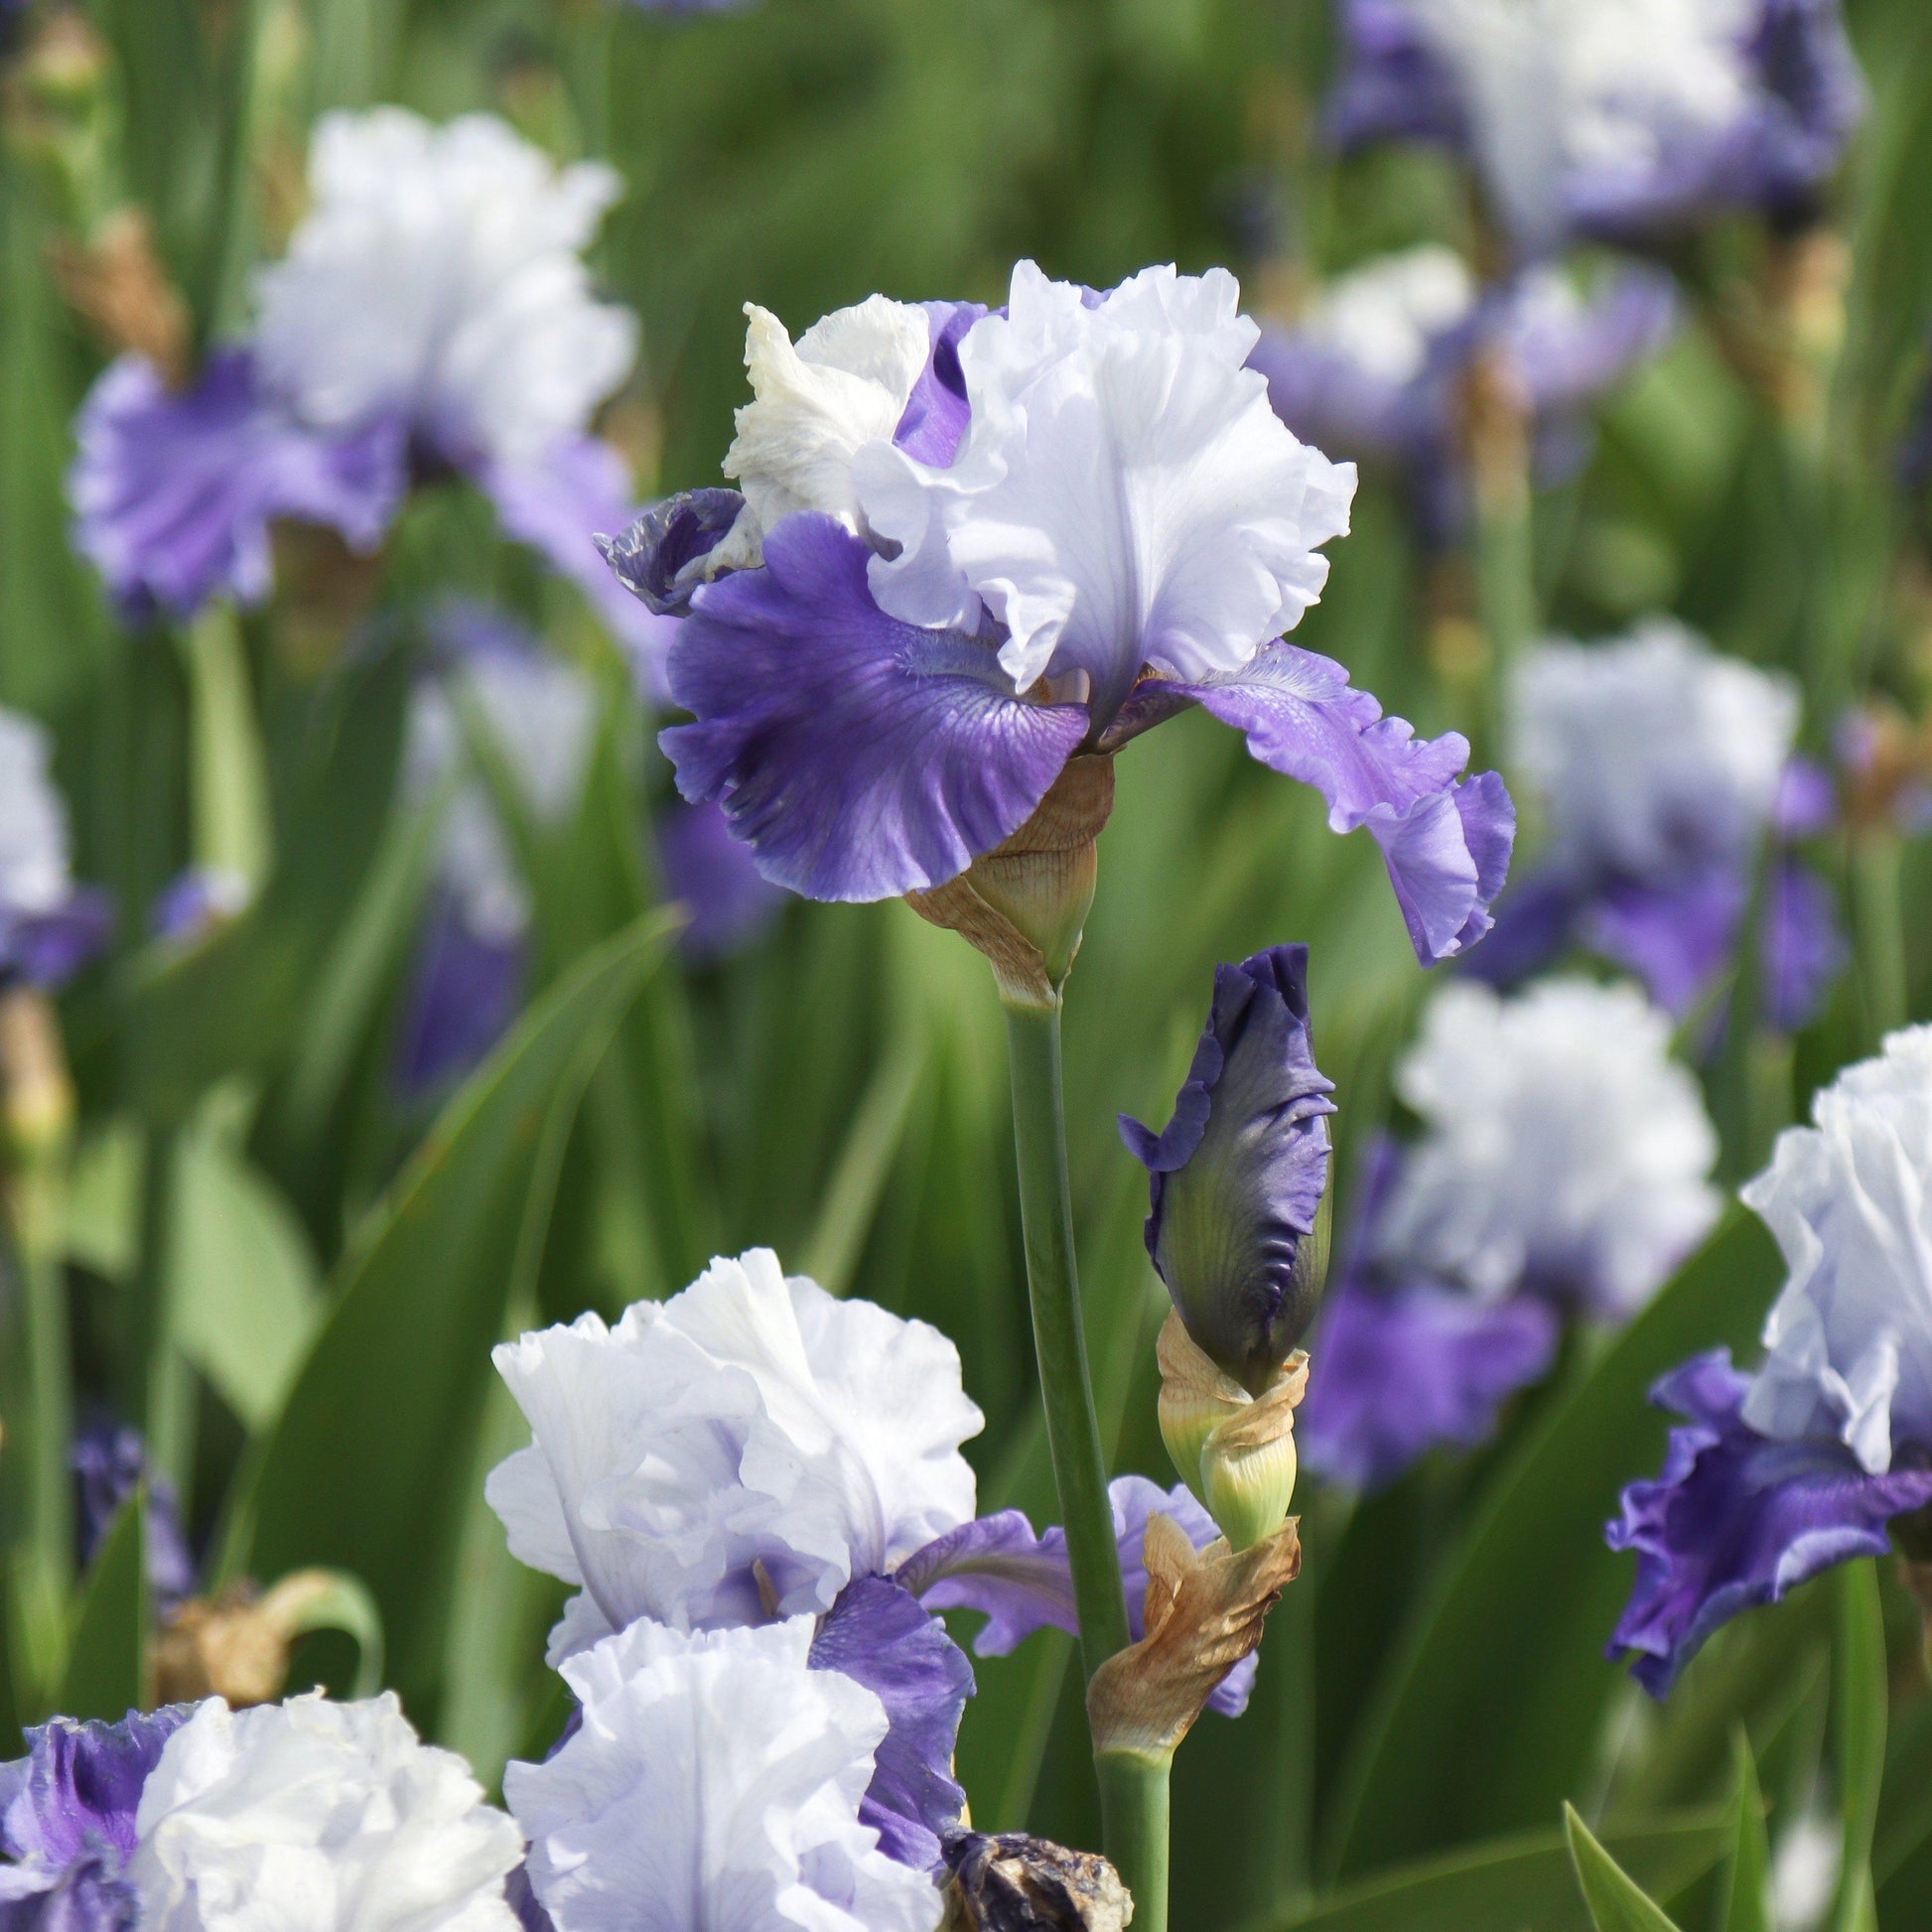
xmin=1096 ymin=1749 xmax=1171 ymax=1932
xmin=1004 ymin=1006 xmax=1131 ymax=1675
xmin=1852 ymin=831 xmax=1908 ymax=1045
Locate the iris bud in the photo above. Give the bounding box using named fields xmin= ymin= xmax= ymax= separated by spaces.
xmin=1121 ymin=943 xmax=1335 ymax=1389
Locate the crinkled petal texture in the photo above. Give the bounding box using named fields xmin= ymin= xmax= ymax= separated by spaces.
xmin=0 ymin=1847 xmax=140 ymax=1925
xmin=506 ymin=1619 xmax=942 ymax=1932
xmin=661 ymin=516 xmax=1090 ymax=901
xmin=1739 ymin=1027 xmax=1932 ymax=1472
xmin=1121 ymin=944 xmax=1337 ymax=1387
xmin=255 ymin=109 xmax=635 ymax=469
xmin=486 ymin=1249 xmax=983 ymax=1659
xmin=1607 ymin=1352 xmax=1932 ymax=1697
xmin=68 ymin=351 xmax=405 ymax=621
xmin=807 ymin=1577 xmax=972 ymax=1872
xmin=900 ymin=1476 xmax=1258 ymax=1720
xmin=1374 ymin=980 xmax=1721 ymax=1315
xmin=126 ymin=1693 xmax=523 ymax=1932
xmin=0 ymin=1708 xmax=195 ymax=1873
xmin=1134 ymin=643 xmax=1514 ymax=964
xmin=1299 ymin=1278 xmax=1560 ymax=1491
xmin=861 ymin=261 xmax=1356 ymax=720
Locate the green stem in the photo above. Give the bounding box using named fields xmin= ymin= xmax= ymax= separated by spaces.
xmin=1004 ymin=1005 xmax=1130 ymax=1678
xmin=21 ymin=1238 xmax=73 ymax=1595
xmin=1096 ymin=1750 xmax=1171 ymax=1932
xmin=1853 ymin=832 xmax=1908 ymax=1045
xmin=126 ymin=1122 xmax=191 ymax=1490
xmin=1472 ymin=486 xmax=1536 ymax=772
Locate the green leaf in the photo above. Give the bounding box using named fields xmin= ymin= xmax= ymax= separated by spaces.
xmin=1325 ymin=1210 xmax=1781 ymax=1875
xmin=1565 ymin=1805 xmax=1684 ymax=1932
xmin=220 ymin=911 xmax=676 ymax=1716
xmin=171 ymin=1118 xmax=322 ymax=1431
xmin=1832 ymin=1561 xmax=1887 ymax=1932
xmin=1719 ymin=1729 xmax=1773 ymax=1932
xmin=57 ymin=1495 xmax=149 ymax=1724
xmin=1242 ymin=1809 xmax=1729 ymax=1932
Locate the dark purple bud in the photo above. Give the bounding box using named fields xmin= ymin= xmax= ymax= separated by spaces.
xmin=596 ymin=488 xmax=746 ymax=618
xmin=1120 ymin=945 xmax=1336 ymax=1393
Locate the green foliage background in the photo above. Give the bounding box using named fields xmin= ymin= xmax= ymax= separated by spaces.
xmin=7 ymin=0 xmax=1932 ymax=1925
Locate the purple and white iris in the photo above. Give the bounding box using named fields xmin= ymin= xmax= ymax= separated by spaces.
xmin=1609 ymin=1027 xmax=1932 ymax=1695
xmin=486 ymin=1247 xmax=1269 ymax=1894
xmin=0 ymin=1693 xmax=524 ymax=1927
xmin=1302 ymin=977 xmax=1722 ymax=1490
xmin=1120 ymin=943 xmax=1335 ymax=1392
xmin=1249 ymin=247 xmax=1676 ymax=544
xmin=0 ymin=707 xmax=109 ymax=988
xmin=1328 ymin=0 xmax=1864 ymax=254
xmin=604 ymin=264 xmax=1514 ymax=964
xmin=395 ymin=614 xmax=597 ymax=1093
xmin=1473 ymin=621 xmax=1847 ymax=1031
xmin=69 ymin=109 xmax=669 ymax=671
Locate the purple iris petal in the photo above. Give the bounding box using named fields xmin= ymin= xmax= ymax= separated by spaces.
xmin=654 ymin=800 xmax=786 ymax=962
xmin=892 ymin=303 xmax=988 ymax=469
xmin=1458 ymin=870 xmax=1583 ymax=992
xmin=660 ymin=514 xmax=1089 ymax=902
xmin=596 ymin=489 xmax=746 ymax=620
xmin=1 ymin=894 xmax=112 ymax=991
xmin=1132 ymin=645 xmax=1513 ymax=964
xmin=0 ymin=1708 xmax=192 ymax=1870
xmin=68 ymin=351 xmax=405 ymax=622
xmin=1762 ymin=859 xmax=1847 ymax=1033
xmin=809 ymin=1575 xmax=973 ymax=1872
xmin=900 ymin=1476 xmax=1258 ymax=1720
xmin=1606 ymin=1350 xmax=1932 ymax=1698
xmin=1509 ymin=270 xmax=1679 ymax=416
xmin=1299 ymin=1277 xmax=1560 ymax=1492
xmin=0 ymin=1852 xmax=139 ymax=1928
xmin=505 ymin=1866 xmax=557 ymax=1932
xmin=481 ymin=438 xmax=679 ymax=695
xmin=394 ymin=896 xmax=525 ymax=1096
xmin=71 ymin=1423 xmax=196 ymax=1613
xmin=1120 ymin=944 xmax=1336 ymax=1389
xmin=1325 ymin=0 xmax=1467 ymax=150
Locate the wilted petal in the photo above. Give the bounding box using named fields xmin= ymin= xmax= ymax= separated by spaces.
xmin=900 ymin=1476 xmax=1258 ymax=1721
xmin=809 ymin=1576 xmax=972 ymax=1872
xmin=597 ymin=488 xmax=747 ymax=617
xmin=1298 ymin=1278 xmax=1560 ymax=1492
xmin=1606 ymin=1351 xmax=1932 ymax=1697
xmin=68 ymin=351 xmax=405 ymax=621
xmin=940 ymin=1834 xmax=1131 ymax=1932
xmin=1120 ymin=944 xmax=1335 ymax=1389
xmin=661 ymin=515 xmax=1088 ymax=901
xmin=1132 ymin=643 xmax=1513 ymax=964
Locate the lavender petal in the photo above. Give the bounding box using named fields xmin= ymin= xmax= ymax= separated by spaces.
xmin=1606 ymin=1350 xmax=1932 ymax=1697
xmin=809 ymin=1575 xmax=973 ymax=1872
xmin=660 ymin=514 xmax=1088 ymax=901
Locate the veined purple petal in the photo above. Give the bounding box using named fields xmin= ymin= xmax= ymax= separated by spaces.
xmin=481 ymin=437 xmax=679 ymax=696
xmin=0 ymin=1708 xmax=193 ymax=1870
xmin=1133 ymin=645 xmax=1513 ymax=964
xmin=1299 ymin=1277 xmax=1560 ymax=1493
xmin=1606 ymin=1350 xmax=1932 ymax=1698
xmin=1121 ymin=944 xmax=1336 ymax=1388
xmin=2 ymin=893 xmax=112 ymax=991
xmin=892 ymin=303 xmax=988 ymax=469
xmin=899 ymin=1476 xmax=1258 ymax=1721
xmin=809 ymin=1575 xmax=972 ymax=1872
xmin=660 ymin=514 xmax=1088 ymax=902
xmin=68 ymin=351 xmax=405 ymax=622
xmin=0 ymin=1851 xmax=138 ymax=1927
xmin=654 ymin=799 xmax=786 ymax=962
xmin=596 ymin=488 xmax=746 ymax=619
xmin=394 ymin=896 xmax=525 ymax=1097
